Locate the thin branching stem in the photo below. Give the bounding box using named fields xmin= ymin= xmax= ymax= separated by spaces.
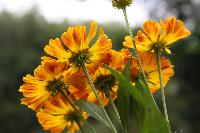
xmin=122 ymin=7 xmax=148 ymax=86
xmin=79 ymin=59 xmax=118 ymax=133
xmin=155 ymin=48 xmax=170 ymax=123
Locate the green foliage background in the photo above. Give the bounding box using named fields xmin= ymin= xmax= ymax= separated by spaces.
xmin=0 ymin=0 xmax=200 ymax=132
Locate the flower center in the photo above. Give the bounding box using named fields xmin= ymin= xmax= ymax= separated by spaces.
xmin=69 ymin=48 xmax=93 ymax=67
xmin=94 ymin=74 xmax=116 ymax=94
xmin=65 ymin=111 xmax=80 ymax=123
xmin=47 ymin=78 xmax=68 ymax=96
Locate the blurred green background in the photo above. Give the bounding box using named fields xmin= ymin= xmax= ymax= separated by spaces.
xmin=0 ymin=0 xmax=200 ymax=133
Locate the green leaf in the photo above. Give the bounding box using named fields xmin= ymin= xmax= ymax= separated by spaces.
xmin=75 ymin=100 xmax=112 ymax=131
xmin=105 ymin=102 xmax=123 ymax=133
xmin=116 ymin=57 xmax=131 ymax=133
xmin=135 ymin=76 xmax=172 ymax=133
xmin=80 ymin=121 xmax=97 ymax=133
xmin=106 ymin=66 xmax=171 ymax=133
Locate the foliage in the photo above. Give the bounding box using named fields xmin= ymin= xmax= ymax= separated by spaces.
xmin=0 ymin=5 xmax=200 ymax=132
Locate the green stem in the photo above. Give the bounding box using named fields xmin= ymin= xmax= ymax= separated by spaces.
xmin=79 ymin=60 xmax=117 ymax=133
xmin=155 ymin=48 xmax=169 ymax=123
xmin=106 ymin=91 xmax=124 ymax=133
xmin=122 ymin=7 xmax=148 ymax=87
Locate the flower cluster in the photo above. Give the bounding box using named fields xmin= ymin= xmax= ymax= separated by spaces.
xmin=19 ymin=17 xmax=190 ymax=132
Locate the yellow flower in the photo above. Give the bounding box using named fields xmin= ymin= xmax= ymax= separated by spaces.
xmin=37 ymin=97 xmax=88 ymax=133
xmin=123 ymin=17 xmax=191 ymax=54
xmin=44 ymin=21 xmax=112 ymax=67
xmin=130 ymin=52 xmax=174 ymax=93
xmin=86 ymin=67 xmax=118 ymax=105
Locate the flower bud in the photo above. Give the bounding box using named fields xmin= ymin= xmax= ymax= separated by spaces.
xmin=112 ymin=0 xmax=133 ymax=9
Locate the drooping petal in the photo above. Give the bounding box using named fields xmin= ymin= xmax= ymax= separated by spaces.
xmin=86 ymin=21 xmax=98 ymax=45
xmin=34 ymin=60 xmax=67 ymax=81
xmin=44 ymin=38 xmax=71 ymax=62
xmin=90 ymin=27 xmax=112 ymax=64
xmin=19 ymin=60 xmax=68 ymax=111
xmin=135 ymin=31 xmax=154 ymax=52
xmin=139 ymin=52 xmax=174 ymax=93
xmin=37 ymin=98 xmax=87 ymax=133
xmin=37 ymin=111 xmax=67 ymax=133
xmin=110 ymin=49 xmax=131 ymax=72
xmin=123 ymin=36 xmax=134 ymax=48
xmin=160 ymin=16 xmax=191 ymax=46
xmin=143 ymin=20 xmax=161 ymax=42
xmin=61 ymin=24 xmax=88 ymax=52
xmin=19 ymin=75 xmax=50 ymax=111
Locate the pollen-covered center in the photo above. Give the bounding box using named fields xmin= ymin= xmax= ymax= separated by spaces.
xmin=47 ymin=79 xmax=68 ymax=96
xmin=69 ymin=48 xmax=93 ymax=67
xmin=94 ymin=74 xmax=116 ymax=93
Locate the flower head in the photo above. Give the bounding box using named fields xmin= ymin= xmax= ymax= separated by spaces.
xmin=19 ymin=60 xmax=68 ymax=111
xmin=37 ymin=98 xmax=88 ymax=133
xmin=44 ymin=21 xmax=112 ymax=68
xmin=112 ymin=0 xmax=133 ymax=9
xmin=87 ymin=67 xmax=118 ymax=105
xmin=123 ymin=17 xmax=191 ymax=54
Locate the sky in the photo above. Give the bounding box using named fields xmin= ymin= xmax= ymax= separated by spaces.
xmin=0 ymin=0 xmax=153 ymax=26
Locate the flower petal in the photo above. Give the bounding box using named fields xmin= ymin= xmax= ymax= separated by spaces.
xmin=143 ymin=20 xmax=161 ymax=42
xmin=44 ymin=38 xmax=71 ymax=62
xmin=86 ymin=21 xmax=98 ymax=46
xmin=123 ymin=36 xmax=134 ymax=48
xmin=160 ymin=16 xmax=191 ymax=46
xmin=135 ymin=31 xmax=153 ymax=52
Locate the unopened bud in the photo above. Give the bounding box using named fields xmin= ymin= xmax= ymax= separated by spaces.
xmin=112 ymin=0 xmax=133 ymax=9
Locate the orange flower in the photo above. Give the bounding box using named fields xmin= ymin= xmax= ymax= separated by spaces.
xmin=82 ymin=49 xmax=131 ymax=105
xmin=86 ymin=67 xmax=118 ymax=105
xmin=130 ymin=52 xmax=174 ymax=93
xmin=19 ymin=60 xmax=86 ymax=111
xmin=37 ymin=97 xmax=88 ymax=133
xmin=44 ymin=21 xmax=112 ymax=67
xmin=19 ymin=60 xmax=68 ymax=111
xmin=123 ymin=17 xmax=191 ymax=54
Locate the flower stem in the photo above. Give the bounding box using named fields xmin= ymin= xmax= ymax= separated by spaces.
xmin=106 ymin=90 xmax=124 ymax=133
xmin=122 ymin=7 xmax=148 ymax=86
xmin=58 ymin=87 xmax=85 ymax=121
xmin=79 ymin=60 xmax=117 ymax=133
xmin=75 ymin=119 xmax=85 ymax=133
xmin=155 ymin=48 xmax=170 ymax=123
